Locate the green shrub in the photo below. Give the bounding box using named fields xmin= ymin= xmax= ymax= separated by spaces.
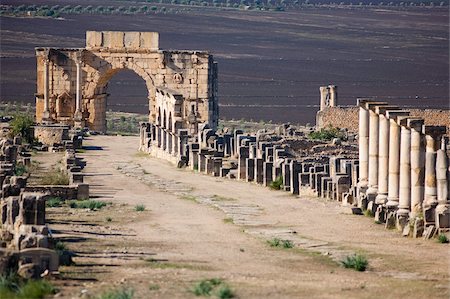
xmin=69 ymin=200 xmax=107 ymax=210
xmin=14 ymin=164 xmax=27 ymax=176
xmin=9 ymin=113 xmax=34 ymax=143
xmin=106 ymin=217 xmax=112 ymax=222
xmin=308 ymin=125 xmax=344 ymax=141
xmin=135 ymin=204 xmax=145 ymax=212
xmin=46 ymin=197 xmax=63 ymax=208
xmin=192 ymin=278 xmax=222 ymax=296
xmin=217 ymin=285 xmax=235 ymax=298
xmin=437 ymin=234 xmax=449 ymax=244
xmin=96 ymin=287 xmax=134 ymax=299
xmin=269 ymin=176 xmax=283 ymax=190
xmin=0 ymin=273 xmax=55 ymax=299
xmin=267 ymin=238 xmax=294 ymax=249
xmin=341 ymin=254 xmax=368 ymax=271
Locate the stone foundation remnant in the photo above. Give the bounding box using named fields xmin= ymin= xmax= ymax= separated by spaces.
xmin=35 ymin=31 xmax=219 ymax=134
xmin=0 ymin=136 xmax=60 ymax=278
xmin=140 ymin=85 xmax=449 ymax=241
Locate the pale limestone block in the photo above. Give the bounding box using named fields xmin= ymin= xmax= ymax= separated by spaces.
xmin=140 ymin=32 xmax=159 ymax=51
xmin=86 ymin=31 xmax=103 ymax=48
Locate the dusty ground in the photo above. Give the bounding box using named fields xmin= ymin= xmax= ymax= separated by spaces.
xmin=42 ymin=135 xmax=449 ymax=298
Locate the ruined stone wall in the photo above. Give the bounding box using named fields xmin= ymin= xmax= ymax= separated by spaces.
xmin=317 ymin=106 xmax=450 ymax=134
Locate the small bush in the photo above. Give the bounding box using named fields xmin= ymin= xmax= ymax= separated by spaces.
xmin=267 ymin=238 xmax=294 ymax=249
xmin=46 ymin=197 xmax=63 ymax=208
xmin=40 ymin=168 xmax=69 ymax=185
xmin=269 ymin=176 xmax=283 ymax=190
xmin=341 ymin=254 xmax=368 ymax=271
xmin=69 ymin=200 xmax=107 ymax=210
xmin=135 ymin=204 xmax=145 ymax=212
xmin=9 ymin=113 xmax=35 ymax=143
xmin=96 ymin=287 xmax=134 ymax=299
xmin=364 ymin=209 xmax=374 ymax=217
xmin=192 ymin=278 xmax=222 ymax=296
xmin=14 ymin=164 xmax=27 ymax=176
xmin=106 ymin=217 xmax=112 ymax=222
xmin=148 ymin=284 xmax=160 ymax=291
xmin=437 ymin=234 xmax=449 ymax=244
xmin=308 ymin=125 xmax=344 ymax=141
xmin=217 ymin=285 xmax=235 ymax=299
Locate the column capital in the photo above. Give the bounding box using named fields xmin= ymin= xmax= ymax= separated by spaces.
xmin=423 ymin=125 xmax=447 ymax=139
xmin=386 ymin=110 xmax=410 ymax=120
xmin=397 ymin=116 xmax=411 ymax=127
xmin=365 ymin=101 xmax=388 ymax=111
xmin=407 ymin=118 xmax=424 ymax=131
xmin=356 ymin=98 xmax=374 ymax=107
xmin=375 ymin=105 xmax=399 ymax=115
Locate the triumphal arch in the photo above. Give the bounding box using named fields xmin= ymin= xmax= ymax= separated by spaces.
xmin=35 ymin=31 xmax=219 ymax=134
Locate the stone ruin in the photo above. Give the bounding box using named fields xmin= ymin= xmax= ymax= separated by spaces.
xmin=355 ymin=100 xmax=449 ymax=237
xmin=0 ymin=136 xmax=59 ymax=278
xmin=35 ymin=31 xmax=219 ymax=134
xmin=140 ymin=88 xmax=449 ymax=240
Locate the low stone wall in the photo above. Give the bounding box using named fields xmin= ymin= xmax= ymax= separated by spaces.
xmin=23 ymin=184 xmax=88 ymax=200
xmin=316 ymin=106 xmax=450 ymax=134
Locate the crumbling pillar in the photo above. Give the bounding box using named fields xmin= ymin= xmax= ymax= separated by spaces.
xmin=423 ymin=126 xmax=446 ymax=226
xmin=397 ymin=117 xmax=411 ymax=230
xmin=408 ymin=118 xmax=425 ymax=219
xmin=329 ymin=85 xmax=337 ymax=106
xmin=435 ymin=137 xmax=450 ymax=230
xmin=319 ymin=86 xmax=328 ymax=111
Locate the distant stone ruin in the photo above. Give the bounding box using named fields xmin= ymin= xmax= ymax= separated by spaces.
xmin=35 ymin=31 xmax=219 ymax=133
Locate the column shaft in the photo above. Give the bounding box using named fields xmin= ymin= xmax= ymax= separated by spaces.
xmin=367 ymin=109 xmax=379 ymax=197
xmin=409 ymin=120 xmax=425 ymax=218
xmin=358 ymin=106 xmax=369 ymax=189
xmin=375 ymin=113 xmax=389 ymax=204
xmin=397 ymin=125 xmax=411 ymax=217
xmin=43 ymin=59 xmax=49 ymax=116
xmin=76 ymin=61 xmax=81 ymax=112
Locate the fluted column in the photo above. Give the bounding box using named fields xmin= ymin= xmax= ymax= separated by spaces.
xmin=386 ymin=111 xmax=409 ymax=209
xmin=423 ymin=126 xmax=446 ymax=225
xmin=397 ymin=117 xmax=411 ymax=230
xmin=408 ymin=118 xmax=425 ymax=219
xmin=74 ymin=56 xmax=84 ymax=127
xmin=435 ymin=136 xmax=449 ymax=230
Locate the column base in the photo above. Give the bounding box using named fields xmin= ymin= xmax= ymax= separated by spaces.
xmin=374 ymin=205 xmax=386 ymax=223
xmin=375 ymin=193 xmax=388 ymax=205
xmin=423 ymin=202 xmax=438 ymax=226
xmin=366 ymin=186 xmax=378 ymax=203
xmin=42 ymin=110 xmax=51 ymax=122
xmin=396 ymin=212 xmax=409 ymax=232
xmin=435 ymin=203 xmax=450 ymax=230
xmin=385 ymin=209 xmax=397 ymax=229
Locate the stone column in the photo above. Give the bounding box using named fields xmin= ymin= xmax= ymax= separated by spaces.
xmin=385 ymin=111 xmax=409 ymax=210
xmin=375 ymin=107 xmax=395 ymax=206
xmin=436 ymin=137 xmax=450 ymax=230
xmin=319 ymin=86 xmax=328 ymax=110
xmin=408 ymin=118 xmax=425 ymax=219
xmin=366 ymin=102 xmax=387 ymax=203
xmin=423 ymin=126 xmax=446 ymax=225
xmin=42 ymin=58 xmax=50 ymax=120
xmin=328 ymin=85 xmax=337 ymax=106
xmin=357 ymin=99 xmax=370 ymax=194
xmin=74 ymin=57 xmax=84 ymax=127
xmin=396 ymin=117 xmax=411 ymax=230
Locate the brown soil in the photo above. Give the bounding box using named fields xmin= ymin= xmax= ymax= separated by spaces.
xmin=39 ymin=135 xmax=449 ymax=299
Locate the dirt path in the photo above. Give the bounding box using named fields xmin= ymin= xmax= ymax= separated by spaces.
xmin=48 ymin=135 xmax=449 ymax=299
